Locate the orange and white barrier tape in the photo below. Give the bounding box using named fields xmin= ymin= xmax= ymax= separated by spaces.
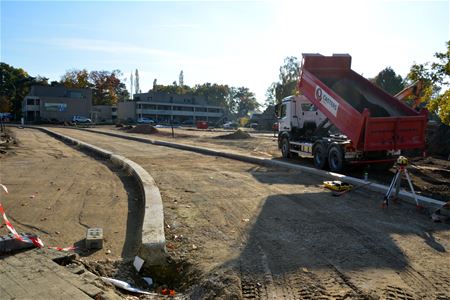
xmin=0 ymin=202 xmax=44 ymax=248
xmin=0 ymin=184 xmax=75 ymax=252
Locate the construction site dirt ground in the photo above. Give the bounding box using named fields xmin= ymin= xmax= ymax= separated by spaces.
xmin=0 ymin=128 xmax=143 ymax=261
xmin=92 ymin=125 xmax=450 ymax=202
xmin=41 ymin=126 xmax=450 ymax=299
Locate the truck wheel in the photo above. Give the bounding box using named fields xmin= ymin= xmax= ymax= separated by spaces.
xmin=328 ymin=145 xmax=344 ymax=172
xmin=281 ymin=137 xmax=291 ymax=158
xmin=313 ymin=143 xmax=327 ymax=169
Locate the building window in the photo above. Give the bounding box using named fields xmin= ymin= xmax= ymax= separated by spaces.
xmin=208 ymin=108 xmax=220 ymax=113
xmin=35 ymin=99 xmax=40 ymax=105
xmin=44 ymin=103 xmax=67 ymax=112
xmin=158 ymin=105 xmax=171 ymax=111
xmin=147 ymin=96 xmax=153 ymax=101
xmin=68 ymin=91 xmax=83 ymax=98
xmin=196 ymin=107 xmax=207 ymax=112
xmin=27 ymin=99 xmax=34 ymax=105
xmin=135 ymin=96 xmax=140 ymax=101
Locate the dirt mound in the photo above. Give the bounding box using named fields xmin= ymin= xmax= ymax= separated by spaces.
xmin=427 ymin=123 xmax=450 ymax=158
xmin=215 ymin=129 xmax=251 ymax=140
xmin=127 ymin=124 xmax=159 ymax=134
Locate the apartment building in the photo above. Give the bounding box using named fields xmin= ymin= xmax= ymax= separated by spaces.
xmin=118 ymin=91 xmax=225 ymax=124
xmin=23 ymin=86 xmax=92 ymax=122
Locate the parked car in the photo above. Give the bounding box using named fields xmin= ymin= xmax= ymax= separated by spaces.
xmin=181 ymin=120 xmax=194 ymax=126
xmin=72 ymin=116 xmax=92 ymax=124
xmin=223 ymin=122 xmax=238 ymax=129
xmin=137 ymin=117 xmax=155 ymax=124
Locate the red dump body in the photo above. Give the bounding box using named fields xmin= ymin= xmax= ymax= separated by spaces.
xmin=299 ymin=54 xmax=426 ymax=152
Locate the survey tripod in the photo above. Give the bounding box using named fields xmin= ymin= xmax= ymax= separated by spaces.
xmin=382 ymin=156 xmax=421 ymax=208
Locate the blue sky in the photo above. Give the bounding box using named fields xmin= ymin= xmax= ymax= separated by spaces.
xmin=1 ymin=0 xmax=449 ymax=105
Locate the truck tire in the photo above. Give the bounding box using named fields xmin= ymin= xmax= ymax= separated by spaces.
xmin=313 ymin=143 xmax=327 ymax=169
xmin=328 ymin=145 xmax=344 ymax=172
xmin=281 ymin=137 xmax=291 ymax=158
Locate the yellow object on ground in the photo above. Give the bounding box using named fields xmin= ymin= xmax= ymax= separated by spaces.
xmin=323 ymin=181 xmax=353 ymax=192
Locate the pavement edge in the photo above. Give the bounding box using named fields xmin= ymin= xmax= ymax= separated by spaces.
xmin=28 ymin=126 xmax=167 ymax=265
xmin=84 ymin=128 xmax=445 ymax=208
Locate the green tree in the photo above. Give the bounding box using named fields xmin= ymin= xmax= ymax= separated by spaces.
xmin=407 ymin=41 xmax=450 ymax=125
xmin=231 ymin=87 xmax=259 ymax=117
xmin=266 ymin=56 xmax=300 ymax=106
xmin=192 ymin=83 xmax=230 ymax=108
xmin=370 ymin=67 xmax=404 ymax=95
xmin=0 ymin=63 xmax=48 ymax=118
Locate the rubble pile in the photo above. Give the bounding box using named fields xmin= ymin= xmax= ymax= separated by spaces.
xmin=215 ymin=129 xmax=251 ymax=140
xmin=127 ymin=124 xmax=159 ymax=134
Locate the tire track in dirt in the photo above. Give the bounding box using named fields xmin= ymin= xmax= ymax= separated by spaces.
xmin=49 ymin=128 xmax=450 ymax=299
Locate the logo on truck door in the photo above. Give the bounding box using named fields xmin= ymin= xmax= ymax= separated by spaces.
xmin=315 ymin=86 xmax=339 ymax=117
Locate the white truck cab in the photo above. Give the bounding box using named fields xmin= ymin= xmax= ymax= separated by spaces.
xmin=278 ymin=95 xmax=327 ymax=136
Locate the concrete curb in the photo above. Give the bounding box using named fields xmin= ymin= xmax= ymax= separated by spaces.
xmin=83 ymin=128 xmax=446 ymax=208
xmin=19 ymin=126 xmax=167 ymax=265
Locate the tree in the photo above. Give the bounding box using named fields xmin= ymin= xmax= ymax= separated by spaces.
xmin=89 ymin=70 xmax=129 ymax=105
xmin=370 ymin=67 xmax=404 ymax=95
xmin=135 ymin=69 xmax=140 ymax=94
xmin=60 ymin=69 xmax=129 ymax=105
xmin=266 ymin=56 xmax=300 ymax=106
xmin=192 ymin=83 xmax=229 ymax=109
xmin=230 ymin=87 xmax=259 ymax=117
xmin=179 ymin=70 xmax=184 ymax=87
xmin=60 ymin=69 xmax=91 ymax=89
xmin=407 ymin=40 xmax=450 ymax=125
xmin=0 ymin=63 xmax=48 ymax=118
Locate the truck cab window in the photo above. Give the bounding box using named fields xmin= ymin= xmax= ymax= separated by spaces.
xmin=301 ymin=103 xmax=318 ymax=111
xmin=280 ymin=104 xmax=287 ymax=118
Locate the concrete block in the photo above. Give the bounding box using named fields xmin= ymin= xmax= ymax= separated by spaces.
xmin=85 ymin=228 xmax=103 ymax=250
xmin=0 ymin=233 xmax=37 ymax=253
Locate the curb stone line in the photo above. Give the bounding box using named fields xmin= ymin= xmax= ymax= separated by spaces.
xmin=83 ymin=128 xmax=445 ymax=208
xmin=17 ymin=125 xmax=167 ymax=266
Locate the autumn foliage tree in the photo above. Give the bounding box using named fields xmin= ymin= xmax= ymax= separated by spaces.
xmin=407 ymin=41 xmax=449 ymax=125
xmin=60 ymin=69 xmax=129 ymax=105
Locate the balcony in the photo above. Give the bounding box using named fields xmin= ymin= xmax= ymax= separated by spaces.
xmin=137 ymin=108 xmax=223 ymax=118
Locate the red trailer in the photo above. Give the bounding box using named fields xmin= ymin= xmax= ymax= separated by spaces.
xmin=278 ymin=54 xmax=427 ymax=172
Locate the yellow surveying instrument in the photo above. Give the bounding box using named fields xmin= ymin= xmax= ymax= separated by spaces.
xmin=382 ymin=156 xmax=421 ymax=209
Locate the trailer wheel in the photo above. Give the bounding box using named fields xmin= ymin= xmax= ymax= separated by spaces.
xmin=281 ymin=137 xmax=291 ymax=158
xmin=328 ymin=145 xmax=344 ymax=172
xmin=313 ymin=143 xmax=327 ymax=169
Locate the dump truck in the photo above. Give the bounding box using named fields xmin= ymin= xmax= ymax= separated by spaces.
xmin=277 ymin=53 xmax=427 ymax=172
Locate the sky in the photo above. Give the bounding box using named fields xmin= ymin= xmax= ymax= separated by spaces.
xmin=1 ymin=0 xmax=449 ymax=106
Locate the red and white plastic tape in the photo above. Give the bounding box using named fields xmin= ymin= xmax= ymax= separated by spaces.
xmin=0 ymin=183 xmax=75 ymax=251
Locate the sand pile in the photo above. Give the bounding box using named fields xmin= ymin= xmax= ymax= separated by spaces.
xmin=215 ymin=129 xmax=251 ymax=140
xmin=128 ymin=124 xmax=159 ymax=134
xmin=331 ymin=79 xmax=391 ymax=117
xmin=118 ymin=125 xmax=133 ymax=131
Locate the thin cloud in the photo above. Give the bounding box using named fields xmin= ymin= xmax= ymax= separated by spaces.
xmin=44 ymin=38 xmax=178 ymax=57
xmin=153 ymin=23 xmax=201 ymax=29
